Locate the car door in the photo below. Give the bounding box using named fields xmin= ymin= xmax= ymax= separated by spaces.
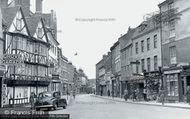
xmin=53 ymin=92 xmax=63 ymax=107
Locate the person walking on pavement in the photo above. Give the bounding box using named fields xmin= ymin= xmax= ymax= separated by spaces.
xmin=136 ymin=89 xmax=140 ymax=101
xmin=73 ymin=90 xmax=76 ymax=99
xmin=29 ymin=92 xmax=35 ymax=109
xmin=111 ymin=90 xmax=114 ymax=98
xmin=159 ymin=89 xmax=165 ymax=105
xmin=100 ymin=89 xmax=103 ymax=96
xmin=124 ymin=89 xmax=128 ymax=101
xmin=107 ymin=90 xmax=110 ymax=97
xmin=143 ymin=88 xmax=147 ymax=101
xmin=132 ymin=89 xmax=136 ymax=101
xmin=186 ymin=86 xmax=190 ymax=104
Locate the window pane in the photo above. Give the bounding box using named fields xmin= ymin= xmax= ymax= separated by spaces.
xmin=147 ymin=38 xmax=150 ymax=51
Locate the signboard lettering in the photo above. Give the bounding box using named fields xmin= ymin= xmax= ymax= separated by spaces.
xmin=2 ymin=54 xmax=23 ymax=66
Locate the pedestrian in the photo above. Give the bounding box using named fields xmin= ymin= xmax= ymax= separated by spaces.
xmin=100 ymin=90 xmax=103 ymax=96
xmin=159 ymin=89 xmax=165 ymax=105
xmin=107 ymin=90 xmax=110 ymax=97
xmin=124 ymin=89 xmax=128 ymax=101
xmin=186 ymin=86 xmax=190 ymax=104
xmin=111 ymin=90 xmax=114 ymax=98
xmin=73 ymin=91 xmax=76 ymax=99
xmin=136 ymin=89 xmax=140 ymax=101
xmin=29 ymin=92 xmax=35 ymax=109
xmin=132 ymin=89 xmax=136 ymax=101
xmin=143 ymin=88 xmax=147 ymax=101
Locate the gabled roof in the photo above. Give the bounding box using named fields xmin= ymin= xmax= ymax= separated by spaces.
xmin=1 ymin=6 xmax=19 ymax=29
xmin=45 ymin=27 xmax=59 ymax=45
xmin=25 ymin=15 xmax=41 ymax=36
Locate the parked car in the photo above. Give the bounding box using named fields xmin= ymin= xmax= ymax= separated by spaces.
xmin=34 ymin=91 xmax=67 ymax=111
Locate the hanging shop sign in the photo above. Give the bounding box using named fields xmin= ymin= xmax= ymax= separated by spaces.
xmin=2 ymin=54 xmax=23 ymax=66
xmin=2 ymin=84 xmax=7 ymax=105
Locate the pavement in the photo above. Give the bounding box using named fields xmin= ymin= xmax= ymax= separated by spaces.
xmin=93 ymin=95 xmax=190 ymax=109
xmin=50 ymin=94 xmax=190 ymax=119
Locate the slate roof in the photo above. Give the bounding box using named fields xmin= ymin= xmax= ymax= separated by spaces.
xmin=1 ymin=6 xmax=58 ymax=45
xmin=25 ymin=15 xmax=41 ymax=36
xmin=1 ymin=6 xmax=19 ymax=29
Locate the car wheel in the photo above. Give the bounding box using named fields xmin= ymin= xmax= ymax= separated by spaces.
xmin=63 ymin=106 xmax=66 ymax=109
xmin=36 ymin=108 xmax=40 ymax=111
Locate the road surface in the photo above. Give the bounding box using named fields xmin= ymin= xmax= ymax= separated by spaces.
xmin=50 ymin=94 xmax=190 ymax=119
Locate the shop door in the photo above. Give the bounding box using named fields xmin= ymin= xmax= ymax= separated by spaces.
xmin=187 ymin=76 xmax=190 ymax=86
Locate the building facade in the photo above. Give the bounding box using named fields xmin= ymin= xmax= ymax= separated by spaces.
xmin=130 ymin=17 xmax=162 ymax=99
xmin=96 ymin=53 xmax=112 ymax=96
xmin=0 ymin=0 xmax=59 ymax=107
xmin=57 ymin=48 xmax=75 ymax=95
xmin=159 ymin=0 xmax=190 ymax=102
xmin=119 ymin=28 xmax=135 ymax=97
xmin=110 ymin=42 xmax=121 ymax=97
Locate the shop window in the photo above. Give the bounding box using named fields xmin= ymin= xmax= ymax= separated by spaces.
xmin=166 ymin=74 xmax=178 ymax=96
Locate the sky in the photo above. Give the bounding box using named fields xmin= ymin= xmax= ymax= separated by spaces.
xmin=42 ymin=0 xmax=165 ymax=79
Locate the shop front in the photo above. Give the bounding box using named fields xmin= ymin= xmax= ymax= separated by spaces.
xmin=51 ymin=74 xmax=62 ymax=92
xmin=144 ymin=71 xmax=160 ymax=100
xmin=100 ymin=80 xmax=107 ymax=96
xmin=163 ymin=68 xmax=182 ymax=102
xmin=0 ymin=66 xmax=5 ymax=107
xmin=127 ymin=74 xmax=144 ymax=99
xmin=163 ymin=66 xmax=190 ymax=102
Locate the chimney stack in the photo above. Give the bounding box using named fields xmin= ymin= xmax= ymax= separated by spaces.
xmin=36 ymin=0 xmax=43 ymax=13
xmin=14 ymin=0 xmax=30 ymax=17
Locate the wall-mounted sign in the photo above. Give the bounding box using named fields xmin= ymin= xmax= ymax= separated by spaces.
xmin=2 ymin=54 xmax=23 ymax=66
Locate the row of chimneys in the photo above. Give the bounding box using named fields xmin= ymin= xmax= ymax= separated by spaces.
xmin=0 ymin=0 xmax=43 ymax=13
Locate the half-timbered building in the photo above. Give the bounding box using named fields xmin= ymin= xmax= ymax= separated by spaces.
xmin=1 ymin=3 xmax=51 ymax=106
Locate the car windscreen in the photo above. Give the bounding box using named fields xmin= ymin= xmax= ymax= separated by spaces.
xmin=44 ymin=93 xmax=52 ymax=97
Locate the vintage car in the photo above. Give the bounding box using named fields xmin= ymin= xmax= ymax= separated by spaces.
xmin=34 ymin=91 xmax=67 ymax=111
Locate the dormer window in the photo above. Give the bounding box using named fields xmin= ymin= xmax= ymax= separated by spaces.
xmin=16 ymin=12 xmax=22 ymax=31
xmin=38 ymin=27 xmax=43 ymax=38
xmin=168 ymin=2 xmax=174 ymax=10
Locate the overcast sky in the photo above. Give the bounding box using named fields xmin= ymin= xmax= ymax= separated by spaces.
xmin=43 ymin=0 xmax=165 ymax=79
